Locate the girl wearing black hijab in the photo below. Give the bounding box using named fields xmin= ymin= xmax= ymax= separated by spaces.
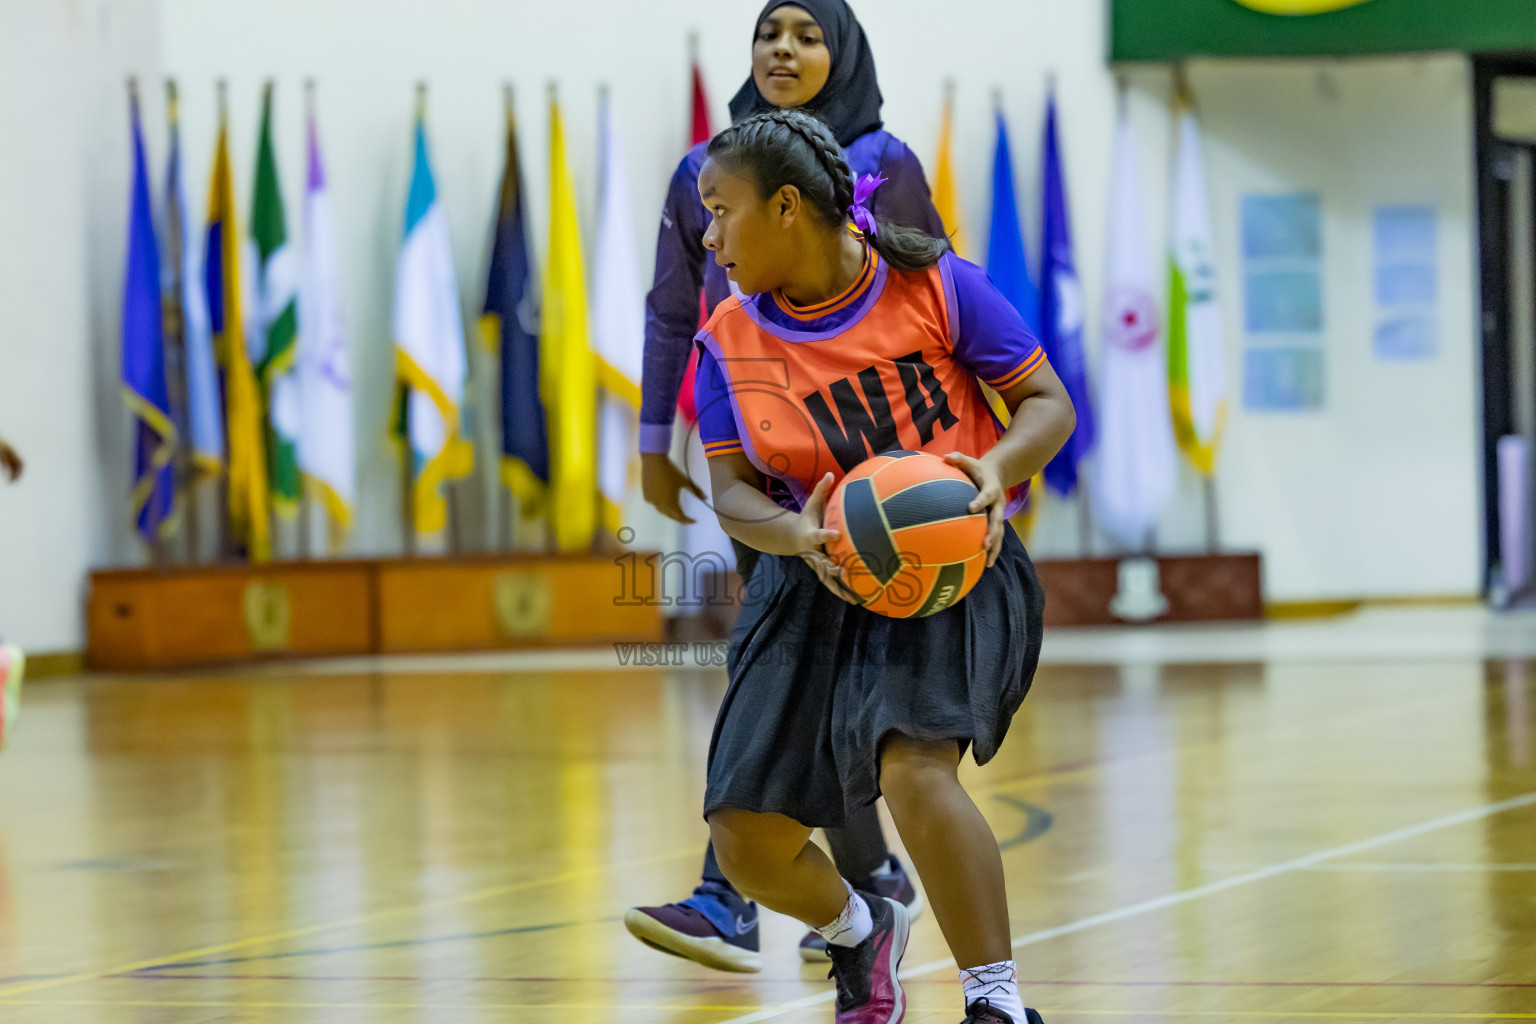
xmin=627 ymin=0 xmax=943 ymax=975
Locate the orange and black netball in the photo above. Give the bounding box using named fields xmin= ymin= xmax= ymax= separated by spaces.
xmin=822 ymin=450 xmax=989 ymax=618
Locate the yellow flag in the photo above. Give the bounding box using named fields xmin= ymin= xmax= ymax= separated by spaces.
xmin=932 ymin=86 xmax=966 ymax=258
xmin=540 ymin=95 xmax=598 ymax=552
xmin=206 ymin=110 xmax=271 ymax=563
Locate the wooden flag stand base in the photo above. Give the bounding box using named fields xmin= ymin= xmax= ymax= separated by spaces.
xmin=1033 ymin=550 xmax=1263 ymax=627
xmin=87 ymin=552 xmax=665 ymax=671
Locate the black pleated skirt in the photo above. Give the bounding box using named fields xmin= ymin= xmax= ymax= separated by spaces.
xmin=704 ymin=525 xmax=1044 ymax=829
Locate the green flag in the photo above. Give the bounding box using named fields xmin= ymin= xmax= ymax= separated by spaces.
xmin=1167 ymin=89 xmax=1226 ymax=476
xmin=251 ymin=82 xmax=302 ymax=514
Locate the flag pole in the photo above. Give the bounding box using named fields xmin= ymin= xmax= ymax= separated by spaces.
xmin=1203 ymin=475 xmax=1220 ymax=552
xmin=1077 ymin=482 xmax=1092 ymax=557
xmin=1170 ymin=63 xmax=1220 ymax=553
xmin=260 ymin=79 xmax=285 ymax=562
xmin=129 ymin=76 xmax=168 ymax=569
xmin=497 ymin=82 xmax=517 ymax=553
xmin=411 ymin=80 xmax=462 ymax=557
xmin=166 ymin=77 xmax=202 ymax=564
xmin=545 ymin=79 xmax=560 ymax=557
xmin=297 ymin=77 xmax=318 ymax=562
xmin=401 ymin=83 xmax=429 ymax=559
xmin=211 ymin=79 xmax=235 ymax=564
xmin=593 ymin=79 xmax=614 ymax=559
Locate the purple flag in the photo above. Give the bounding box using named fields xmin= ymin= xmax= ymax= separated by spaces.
xmin=1040 ymin=91 xmax=1095 ymax=496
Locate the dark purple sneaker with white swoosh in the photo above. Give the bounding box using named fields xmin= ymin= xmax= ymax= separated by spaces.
xmin=827 ymin=893 xmax=909 ymax=1023
xmin=623 ymin=881 xmax=762 ymax=973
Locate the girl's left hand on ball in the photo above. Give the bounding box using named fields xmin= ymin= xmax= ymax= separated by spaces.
xmin=944 ymin=452 xmax=1006 ymax=568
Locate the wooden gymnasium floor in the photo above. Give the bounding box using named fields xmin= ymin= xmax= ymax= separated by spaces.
xmin=2 ymin=605 xmax=1536 ymax=1022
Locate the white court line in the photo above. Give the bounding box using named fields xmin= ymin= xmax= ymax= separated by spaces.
xmin=1208 ymin=862 xmax=1536 ymax=873
xmin=714 ymin=790 xmax=1536 ymax=1024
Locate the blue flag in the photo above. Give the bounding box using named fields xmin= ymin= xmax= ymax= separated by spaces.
xmin=483 ymin=93 xmax=548 ymax=517
xmin=986 ymin=109 xmax=1040 ymax=335
xmin=122 ymin=87 xmax=177 ymax=541
xmin=163 ymin=83 xmax=224 ymax=476
xmin=1040 ymin=92 xmax=1095 ymax=496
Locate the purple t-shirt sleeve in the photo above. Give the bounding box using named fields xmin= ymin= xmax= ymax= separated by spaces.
xmin=639 ymin=148 xmax=709 ymax=453
xmin=942 ymin=253 xmax=1047 ymax=390
xmin=693 ymin=346 xmax=745 ymax=458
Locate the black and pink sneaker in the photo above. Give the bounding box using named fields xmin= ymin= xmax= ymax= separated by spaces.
xmin=623 ymin=881 xmax=762 ymax=973
xmin=801 ymin=855 xmax=924 ymax=963
xmin=826 ymin=893 xmax=909 ymax=1024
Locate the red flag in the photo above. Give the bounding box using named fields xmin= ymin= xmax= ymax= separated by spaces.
xmin=691 ymin=61 xmax=713 ymax=145
xmin=678 ymin=56 xmax=714 ymax=425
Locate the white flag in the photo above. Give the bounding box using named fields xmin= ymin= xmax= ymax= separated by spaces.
xmin=1094 ymin=106 xmax=1176 ymax=549
xmin=298 ymin=108 xmax=355 ymax=534
xmin=394 ymin=112 xmax=472 ymax=534
xmin=591 ymin=91 xmax=643 ymax=535
xmin=1168 ymin=94 xmax=1228 ymax=475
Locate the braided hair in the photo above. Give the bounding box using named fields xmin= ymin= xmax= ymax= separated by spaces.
xmin=706 ymin=108 xmax=951 ymax=273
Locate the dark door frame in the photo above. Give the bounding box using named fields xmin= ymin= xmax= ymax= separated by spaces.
xmin=1472 ymin=54 xmax=1536 ymax=595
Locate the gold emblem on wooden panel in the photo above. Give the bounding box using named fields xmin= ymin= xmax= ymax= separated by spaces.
xmin=1229 ymin=0 xmax=1376 ymax=13
xmin=494 ymin=573 xmax=553 ymax=638
xmin=244 ymin=582 xmax=292 ymax=651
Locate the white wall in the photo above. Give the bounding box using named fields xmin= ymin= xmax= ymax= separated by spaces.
xmin=0 ymin=0 xmax=161 ymax=651
xmin=1183 ymin=56 xmax=1481 ymax=601
xmin=0 ymin=0 xmax=1486 ymax=650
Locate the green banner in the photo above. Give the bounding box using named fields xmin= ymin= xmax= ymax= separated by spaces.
xmin=1113 ymin=0 xmax=1536 ymax=62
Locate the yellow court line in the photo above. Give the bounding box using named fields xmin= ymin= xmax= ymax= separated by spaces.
xmin=0 ymin=842 xmax=703 ymax=1000
xmin=2 ymin=1000 xmax=1531 ymax=1020
xmin=0 ymin=998 xmax=760 ymax=1011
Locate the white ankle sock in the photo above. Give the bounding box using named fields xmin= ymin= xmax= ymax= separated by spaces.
xmin=960 ymin=960 xmax=1025 ymax=1021
xmin=815 ymin=882 xmax=874 ymax=947
xmin=869 ymin=856 xmax=895 ymax=878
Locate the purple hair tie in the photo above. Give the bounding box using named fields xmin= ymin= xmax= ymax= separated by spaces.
xmin=848 ymin=173 xmax=886 ymax=236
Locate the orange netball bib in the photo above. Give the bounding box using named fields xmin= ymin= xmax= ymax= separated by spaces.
xmin=695 ymin=251 xmax=1037 ymax=515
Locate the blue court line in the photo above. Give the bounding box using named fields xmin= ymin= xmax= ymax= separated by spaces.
xmin=128 ymin=917 xmax=618 ymax=973
xmin=994 ymin=795 xmax=1055 ymax=850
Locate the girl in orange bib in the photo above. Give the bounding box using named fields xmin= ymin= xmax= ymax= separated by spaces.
xmin=694 ymin=108 xmax=1075 ymax=1024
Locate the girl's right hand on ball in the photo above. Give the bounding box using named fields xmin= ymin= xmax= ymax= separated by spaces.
xmin=795 ymin=472 xmax=859 ymax=604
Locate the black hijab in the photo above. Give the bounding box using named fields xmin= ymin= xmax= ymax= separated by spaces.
xmin=727 ymin=0 xmax=884 ymax=148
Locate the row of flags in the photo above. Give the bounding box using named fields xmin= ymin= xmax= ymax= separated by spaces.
xmin=376 ymin=82 xmax=619 ymax=553
xmin=120 ymin=77 xmax=629 ymax=561
xmin=123 ymin=69 xmax=1229 ymax=563
xmin=123 ymin=80 xmax=352 ymax=561
xmin=944 ymin=85 xmax=1229 ymax=550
